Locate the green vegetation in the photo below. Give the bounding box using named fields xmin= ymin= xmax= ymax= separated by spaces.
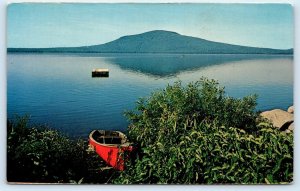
xmin=7 ymin=116 xmax=117 ymax=183
xmin=115 ymin=78 xmax=293 ymax=184
xmin=7 ymin=78 xmax=293 ymax=184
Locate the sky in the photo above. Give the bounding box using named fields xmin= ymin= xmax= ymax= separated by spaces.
xmin=7 ymin=3 xmax=293 ymax=49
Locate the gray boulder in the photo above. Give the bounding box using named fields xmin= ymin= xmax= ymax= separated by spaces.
xmin=287 ymin=106 xmax=294 ymax=113
xmin=260 ymin=109 xmax=294 ymax=131
xmin=288 ymin=122 xmax=294 ymax=131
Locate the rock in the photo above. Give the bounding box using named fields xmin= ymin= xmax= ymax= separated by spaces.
xmin=260 ymin=109 xmax=294 ymax=131
xmin=285 ymin=129 xmax=291 ymax=134
xmin=284 ymin=123 xmax=294 ymax=133
xmin=287 ymin=106 xmax=294 ymax=113
xmin=288 ymin=122 xmax=294 ymax=131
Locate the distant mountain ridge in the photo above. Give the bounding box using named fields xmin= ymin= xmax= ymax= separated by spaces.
xmin=8 ymin=30 xmax=293 ymax=54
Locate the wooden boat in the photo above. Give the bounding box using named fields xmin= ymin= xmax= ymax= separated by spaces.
xmin=92 ymin=69 xmax=109 ymax=77
xmin=89 ymin=130 xmax=133 ymax=171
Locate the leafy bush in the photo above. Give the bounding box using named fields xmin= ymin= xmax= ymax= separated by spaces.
xmin=7 ymin=78 xmax=293 ymax=184
xmin=7 ymin=116 xmax=116 ymax=183
xmin=115 ymin=78 xmax=293 ymax=184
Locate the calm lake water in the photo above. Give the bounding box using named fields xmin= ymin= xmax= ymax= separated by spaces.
xmin=7 ymin=53 xmax=293 ymax=138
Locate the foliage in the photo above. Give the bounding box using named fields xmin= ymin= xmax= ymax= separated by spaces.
xmin=114 ymin=78 xmax=293 ymax=184
xmin=7 ymin=115 xmax=117 ymax=183
xmin=7 ymin=78 xmax=294 ymax=184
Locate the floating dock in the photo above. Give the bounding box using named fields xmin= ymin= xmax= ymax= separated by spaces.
xmin=92 ymin=69 xmax=109 ymax=77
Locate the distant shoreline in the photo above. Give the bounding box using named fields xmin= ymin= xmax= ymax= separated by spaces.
xmin=6 ymin=50 xmax=294 ymax=56
xmin=6 ymin=30 xmax=294 ymax=55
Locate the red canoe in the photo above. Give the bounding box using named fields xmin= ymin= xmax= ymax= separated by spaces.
xmin=89 ymin=130 xmax=133 ymax=171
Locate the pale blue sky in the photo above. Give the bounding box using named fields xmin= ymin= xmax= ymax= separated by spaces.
xmin=7 ymin=3 xmax=293 ymax=49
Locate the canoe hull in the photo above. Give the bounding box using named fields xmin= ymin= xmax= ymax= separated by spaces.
xmin=89 ymin=130 xmax=133 ymax=171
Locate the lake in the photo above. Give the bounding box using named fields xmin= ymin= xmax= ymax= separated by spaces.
xmin=7 ymin=53 xmax=293 ymax=138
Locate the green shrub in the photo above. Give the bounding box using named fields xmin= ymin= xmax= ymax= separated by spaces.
xmin=115 ymin=78 xmax=293 ymax=184
xmin=7 ymin=116 xmax=116 ymax=183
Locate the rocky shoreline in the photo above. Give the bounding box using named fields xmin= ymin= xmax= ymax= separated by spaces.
xmin=260 ymin=105 xmax=294 ymax=133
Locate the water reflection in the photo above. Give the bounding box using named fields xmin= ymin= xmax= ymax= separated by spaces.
xmin=7 ymin=53 xmax=293 ymax=137
xmin=104 ymin=54 xmax=292 ymax=77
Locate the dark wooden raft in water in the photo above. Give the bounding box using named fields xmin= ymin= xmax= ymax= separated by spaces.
xmin=92 ymin=69 xmax=109 ymax=77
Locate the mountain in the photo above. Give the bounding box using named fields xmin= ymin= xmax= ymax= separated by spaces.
xmin=8 ymin=30 xmax=293 ymax=54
